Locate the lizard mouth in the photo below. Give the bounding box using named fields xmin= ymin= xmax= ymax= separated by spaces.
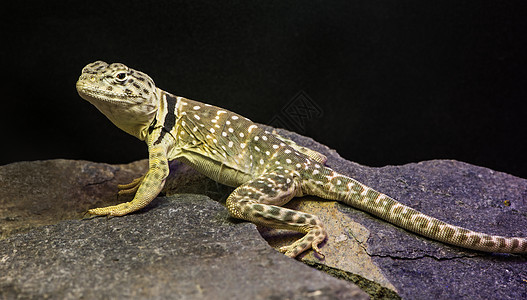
xmin=76 ymin=82 xmax=141 ymax=105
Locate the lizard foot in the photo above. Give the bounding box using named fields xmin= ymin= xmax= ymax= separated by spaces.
xmin=279 ymin=226 xmax=326 ymax=258
xmin=87 ymin=202 xmax=135 ymax=217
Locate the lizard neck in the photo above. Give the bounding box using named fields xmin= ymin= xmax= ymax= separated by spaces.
xmin=133 ymin=87 xmax=165 ymax=141
xmin=144 ymin=89 xmax=182 ymax=144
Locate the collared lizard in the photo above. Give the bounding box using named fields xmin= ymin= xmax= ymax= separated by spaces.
xmin=76 ymin=61 xmax=527 ymax=258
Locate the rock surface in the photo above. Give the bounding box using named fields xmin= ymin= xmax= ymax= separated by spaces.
xmin=0 ymin=195 xmax=366 ymax=299
xmin=0 ymin=159 xmax=148 ymax=239
xmin=270 ymin=129 xmax=527 ymax=300
xmin=1 ymin=128 xmax=527 ymax=299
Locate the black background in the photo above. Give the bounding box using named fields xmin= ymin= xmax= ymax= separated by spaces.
xmin=3 ymin=1 xmax=527 ymax=178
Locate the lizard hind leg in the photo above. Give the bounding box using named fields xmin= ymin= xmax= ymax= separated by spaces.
xmin=226 ymin=172 xmax=327 ymax=258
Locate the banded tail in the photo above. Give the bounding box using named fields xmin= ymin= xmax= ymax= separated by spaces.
xmin=303 ymin=167 xmax=527 ymax=253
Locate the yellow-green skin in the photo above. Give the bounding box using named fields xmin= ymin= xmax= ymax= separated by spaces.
xmin=76 ymin=61 xmax=527 ymax=257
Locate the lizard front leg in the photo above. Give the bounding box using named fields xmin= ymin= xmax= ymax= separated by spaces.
xmin=226 ymin=172 xmax=327 ymax=258
xmin=88 ymin=147 xmax=169 ymax=217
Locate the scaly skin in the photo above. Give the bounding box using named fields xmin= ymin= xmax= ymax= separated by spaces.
xmin=76 ymin=61 xmax=527 ymax=257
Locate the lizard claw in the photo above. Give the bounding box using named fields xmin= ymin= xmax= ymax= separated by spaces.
xmin=117 ymin=175 xmax=145 ymax=194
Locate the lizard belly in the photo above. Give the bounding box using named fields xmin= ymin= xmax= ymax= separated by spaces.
xmin=176 ymin=151 xmax=254 ymax=188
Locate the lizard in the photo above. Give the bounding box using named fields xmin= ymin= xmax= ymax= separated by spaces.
xmin=76 ymin=61 xmax=527 ymax=258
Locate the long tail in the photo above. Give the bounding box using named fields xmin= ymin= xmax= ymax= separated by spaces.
xmin=303 ymin=167 xmax=527 ymax=253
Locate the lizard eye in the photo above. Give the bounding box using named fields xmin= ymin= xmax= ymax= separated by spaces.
xmin=115 ymin=72 xmax=128 ymax=81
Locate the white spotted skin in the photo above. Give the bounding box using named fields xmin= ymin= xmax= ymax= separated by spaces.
xmin=79 ymin=61 xmax=527 ymax=258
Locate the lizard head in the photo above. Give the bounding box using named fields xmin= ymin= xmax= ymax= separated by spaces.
xmin=76 ymin=61 xmax=159 ymax=140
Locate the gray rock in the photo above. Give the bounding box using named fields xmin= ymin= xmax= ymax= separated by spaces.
xmin=0 ymin=159 xmax=148 ymax=239
xmin=1 ymin=127 xmax=526 ymax=299
xmin=0 ymin=195 xmax=366 ymax=299
xmin=272 ymin=128 xmax=527 ymax=300
xmin=0 ymin=159 xmax=366 ymax=300
xmin=348 ymin=159 xmax=527 ymax=300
